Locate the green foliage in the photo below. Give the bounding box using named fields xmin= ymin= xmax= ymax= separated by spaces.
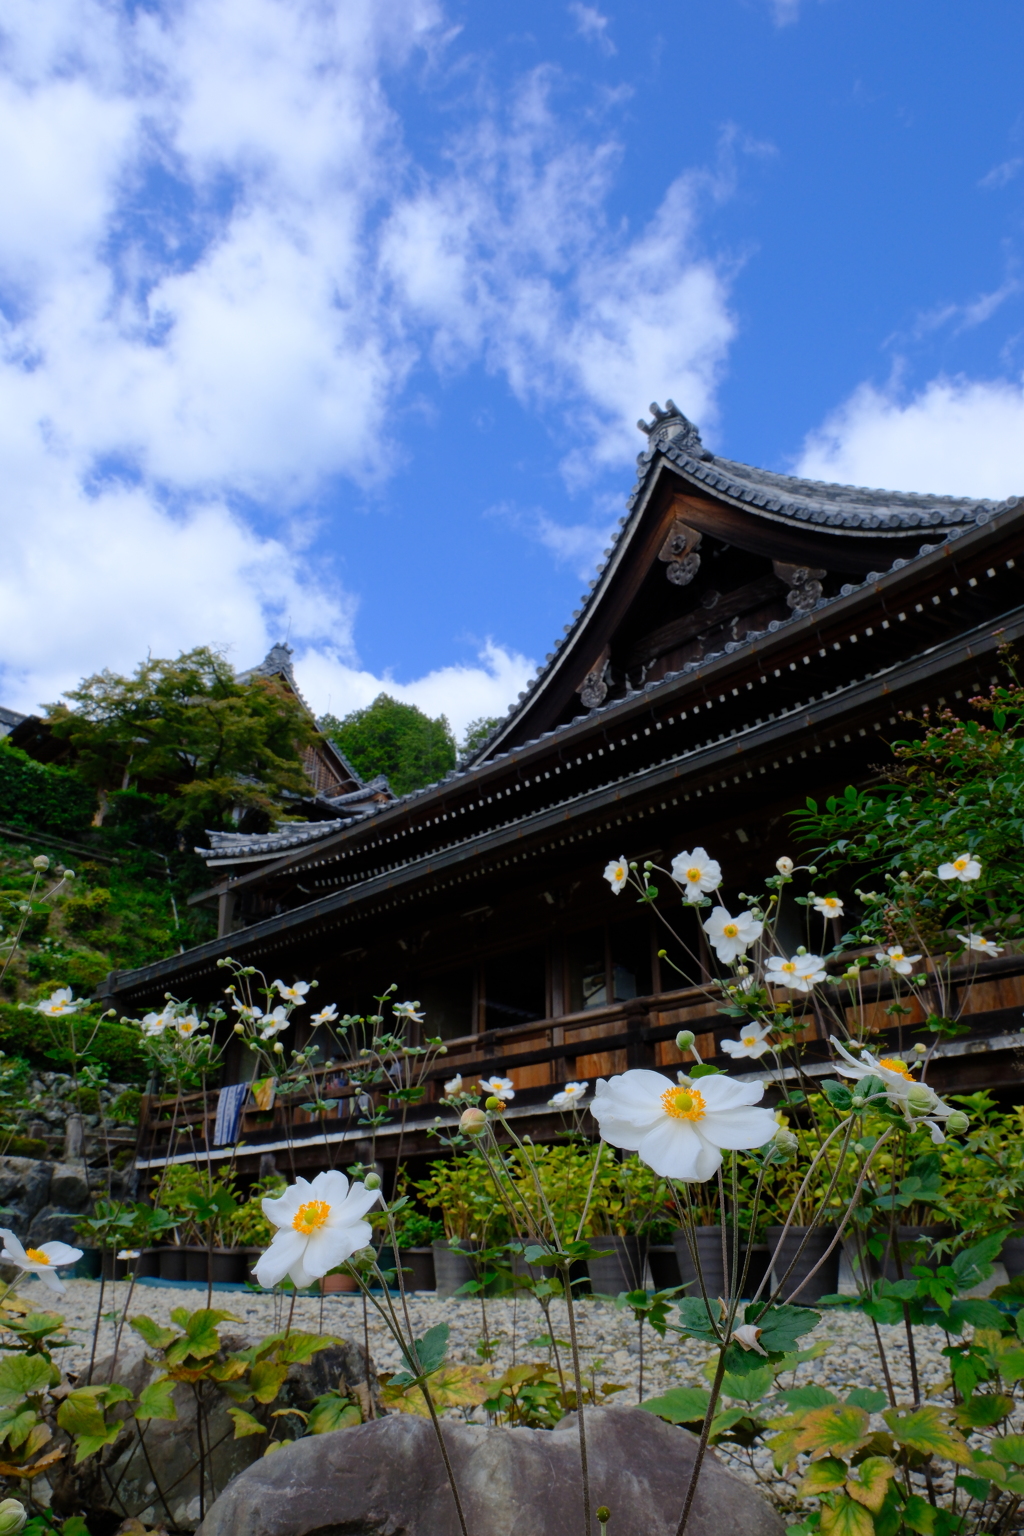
xmin=460 ymin=716 xmax=502 ymax=756
xmin=45 ymin=645 xmax=317 ymax=833
xmin=320 ymin=693 xmax=455 ymax=797
xmin=0 ymin=741 xmax=95 ymax=838
xmin=0 ymin=1002 xmax=147 ymax=1081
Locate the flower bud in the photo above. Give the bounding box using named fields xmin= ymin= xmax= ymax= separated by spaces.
xmin=273 ymin=1041 xmax=284 ymax=1054
xmin=906 ymin=1082 xmax=936 ymax=1112
xmin=364 ymin=1172 xmax=382 ymax=1190
xmin=63 ymin=868 xmax=75 ymax=881
xmin=596 ymin=1510 xmax=611 ymax=1528
xmin=776 ymin=856 xmax=793 ymax=875
xmin=233 ymin=1022 xmax=244 ymax=1034
xmin=460 ymin=1107 xmax=487 ymax=1136
xmin=676 ymin=1029 xmax=695 ymax=1052
xmin=0 ymin=1500 xmax=27 ymax=1535
xmin=32 ymin=855 xmax=49 ymax=871
xmin=912 ymin=1041 xmax=926 ymax=1055
xmin=485 ymin=1095 xmax=505 ymax=1111
xmin=946 ymin=1110 xmax=970 ymax=1134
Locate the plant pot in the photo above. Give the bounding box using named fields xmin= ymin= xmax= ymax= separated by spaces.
xmin=398 ymin=1247 xmax=436 ymax=1292
xmin=73 ymin=1248 xmax=102 ymax=1280
xmin=767 ymin=1225 xmax=839 ymax=1305
xmin=587 ymin=1235 xmax=647 ymax=1297
xmin=101 ymin=1251 xmax=137 ymax=1281
xmin=319 ymin=1271 xmax=359 ymax=1294
xmin=672 ymin=1228 xmax=767 ymax=1299
xmin=432 ymin=1240 xmax=479 ymax=1299
xmin=158 ymin=1246 xmax=187 ymax=1281
xmin=648 ymin=1245 xmax=681 ymax=1291
xmin=135 ymin=1247 xmax=162 ymax=1279
xmin=1001 ymin=1231 xmax=1024 ymax=1279
xmin=183 ymin=1246 xmax=247 ymax=1284
xmin=872 ymin=1225 xmax=953 ymax=1283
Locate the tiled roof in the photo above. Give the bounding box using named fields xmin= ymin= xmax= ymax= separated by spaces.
xmin=198 ymin=779 xmax=390 ymax=867
xmin=459 ymin=403 xmax=1019 ymax=767
xmin=0 ymin=706 xmax=27 ymax=736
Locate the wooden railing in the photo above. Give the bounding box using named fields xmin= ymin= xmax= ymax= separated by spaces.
xmin=135 ymin=955 xmax=1024 ymax=1168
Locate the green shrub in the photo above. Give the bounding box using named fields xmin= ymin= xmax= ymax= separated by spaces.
xmin=110 ymin=1088 xmax=142 ymax=1124
xmin=0 ymin=1003 xmax=148 ymax=1082
xmin=63 ymin=887 xmax=113 ymax=933
xmin=1 ymin=1135 xmax=49 ymax=1158
xmin=0 ymin=739 xmax=95 ymax=836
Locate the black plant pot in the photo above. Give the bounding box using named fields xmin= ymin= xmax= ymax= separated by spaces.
xmin=587 ymin=1235 xmax=647 ymax=1297
xmin=672 ymin=1227 xmax=768 ymax=1300
xmin=158 ymin=1246 xmax=187 ymax=1281
xmin=871 ymin=1225 xmax=953 ymax=1282
xmin=432 ymin=1240 xmax=479 ymax=1299
xmin=648 ymin=1245 xmax=681 ymax=1291
xmin=398 ymin=1247 xmax=436 ymax=1291
xmin=767 ymin=1225 xmax=840 ymax=1304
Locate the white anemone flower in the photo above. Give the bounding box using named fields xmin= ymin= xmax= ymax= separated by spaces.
xmin=443 ymin=1073 xmax=464 ymax=1096
xmin=36 ymin=988 xmax=81 ymax=1018
xmin=937 ymin=853 xmax=982 ymax=882
xmin=116 ymin=1249 xmax=141 ymax=1261
xmin=813 ymin=895 xmax=844 ymax=918
xmin=766 ymin=954 xmax=828 ymax=992
xmin=140 ymin=1011 xmax=169 ymax=1038
xmin=721 ymin=1023 xmax=773 ymax=1060
xmin=310 ymin=1004 xmax=339 ymax=1026
xmin=776 ymin=856 xmax=794 ymax=876
xmin=876 ymin=945 xmax=921 ymax=977
xmin=549 ymin=1081 xmax=588 ymax=1109
xmin=254 ymin=1171 xmax=380 ymax=1290
xmin=480 ymin=1075 xmax=515 ymax=1101
xmin=670 ymin=848 xmax=722 ymax=903
xmin=175 ymin=1013 xmax=202 ymax=1039
xmin=702 ymin=906 xmax=763 ymax=963
xmin=0 ymin=1230 xmax=82 ymax=1295
xmin=829 ymin=1036 xmax=956 ymax=1142
xmin=958 ymin=932 xmax=1003 ymax=956
xmin=393 ymin=1001 xmax=425 ymax=1022
xmin=603 ymin=858 xmax=629 ymax=895
xmin=274 ymin=980 xmax=310 ymax=1005
xmin=590 ymin=1069 xmax=778 ymax=1181
xmin=259 ymin=1006 xmax=290 ymax=1040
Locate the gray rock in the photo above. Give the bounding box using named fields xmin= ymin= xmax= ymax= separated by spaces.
xmin=26 ymin=1206 xmax=82 ymax=1248
xmin=48 ymin=1162 xmax=91 ymax=1211
xmin=0 ymin=1156 xmax=52 ymax=1218
xmin=196 ymin=1406 xmax=784 ymax=1536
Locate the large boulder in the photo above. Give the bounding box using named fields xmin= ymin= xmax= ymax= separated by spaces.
xmin=196 ymin=1406 xmax=785 ymax=1536
xmin=48 ymin=1161 xmax=91 ymax=1210
xmin=25 ymin=1205 xmax=82 ymax=1248
xmin=0 ymin=1156 xmax=52 ymax=1226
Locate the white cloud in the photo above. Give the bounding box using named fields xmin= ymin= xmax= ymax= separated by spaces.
xmin=294 ymin=641 xmax=536 ymax=744
xmin=795 ymin=375 xmax=1024 ymax=499
xmin=0 ymin=0 xmax=739 ymax=719
xmin=568 ymin=4 xmax=616 ymax=56
xmin=979 ymin=158 xmax=1023 ymax=191
xmin=488 ymin=500 xmax=616 ymax=580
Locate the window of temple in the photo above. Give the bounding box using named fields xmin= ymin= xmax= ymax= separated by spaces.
xmin=565 ymin=916 xmax=654 ymax=1013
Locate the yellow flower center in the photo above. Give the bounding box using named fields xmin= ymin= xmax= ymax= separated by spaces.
xmin=954 ymin=857 xmax=968 ymax=870
xmin=615 ymin=866 xmax=625 ymax=880
xmin=26 ymin=1248 xmax=49 ymax=1264
xmin=780 ymin=961 xmax=797 ymax=973
xmin=878 ymin=1058 xmax=912 ymax=1080
xmin=686 ymin=866 xmax=702 ymax=883
xmin=742 ymin=1035 xmax=757 ymax=1047
xmin=661 ymin=1085 xmax=707 ymax=1121
xmin=292 ymin=1200 xmax=331 ymax=1235
xmin=723 ymin=923 xmax=739 ymax=938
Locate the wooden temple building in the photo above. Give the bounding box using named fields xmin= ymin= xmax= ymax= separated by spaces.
xmin=97 ymin=403 xmax=1024 ymax=1179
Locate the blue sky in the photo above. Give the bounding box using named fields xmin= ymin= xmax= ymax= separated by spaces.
xmin=2 ymin=0 xmax=1023 ymax=740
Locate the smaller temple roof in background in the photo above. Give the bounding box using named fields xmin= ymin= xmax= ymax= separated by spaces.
xmin=197 ymin=776 xmax=392 ymax=869
xmin=0 ymin=706 xmax=28 ymax=738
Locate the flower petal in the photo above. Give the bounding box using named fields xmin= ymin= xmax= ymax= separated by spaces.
xmin=635 ymin=1118 xmax=712 ymax=1179
xmin=38 ymin=1243 xmax=82 ymax=1267
xmin=701 ymin=1105 xmax=779 ymax=1150
xmin=255 ymin=1228 xmax=307 ymax=1288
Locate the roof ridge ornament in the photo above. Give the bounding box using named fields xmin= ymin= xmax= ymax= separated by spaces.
xmin=637 ymin=400 xmax=714 ymax=461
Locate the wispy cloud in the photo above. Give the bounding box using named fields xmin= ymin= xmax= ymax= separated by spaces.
xmin=487 ymin=500 xmax=617 ymax=580
xmin=568 ymin=3 xmax=616 ymax=56
xmin=979 ymin=158 xmax=1023 ymax=191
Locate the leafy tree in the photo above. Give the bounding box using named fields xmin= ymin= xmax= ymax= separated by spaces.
xmin=319 ymin=694 xmax=455 ymax=797
xmin=460 ymin=716 xmax=502 ymax=756
xmin=44 ymin=647 xmax=317 ymax=834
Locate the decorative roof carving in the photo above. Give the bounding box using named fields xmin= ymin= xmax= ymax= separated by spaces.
xmin=637 ymin=400 xmax=714 ymax=460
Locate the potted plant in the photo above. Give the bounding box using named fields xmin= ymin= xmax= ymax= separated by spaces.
xmin=391 ymin=1209 xmax=443 ymax=1291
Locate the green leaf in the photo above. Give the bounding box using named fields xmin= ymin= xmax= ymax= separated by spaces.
xmin=638 ymin=1386 xmax=711 ymax=1425
xmin=748 ymin=1304 xmax=821 ymax=1355
xmin=248 ymin=1362 xmax=289 ymax=1405
xmin=845 ymin=1456 xmax=897 ymax=1513
xmin=715 ymin=1364 xmax=773 ymax=1404
xmin=274 ymin=1332 xmax=337 ymax=1366
xmin=129 ymin=1314 xmax=177 ymax=1352
xmin=902 ymin=1494 xmax=940 ymax=1534
xmin=403 ymin=1322 xmax=449 ymax=1378
xmin=883 ymin=1405 xmax=971 ymax=1465
xmin=822 ymin=1080 xmax=854 ymax=1110
xmin=798 ymin=1457 xmax=847 ymax=1496
xmin=307 ymin=1392 xmax=362 ymax=1434
xmin=0 ymin=1354 xmax=51 ymax=1406
xmin=990 ymin=1433 xmax=1024 ymax=1466
xmin=135 ymin=1377 xmax=177 ymax=1422
xmin=954 ymin=1474 xmax=991 ymax=1501
xmin=776 ymin=1386 xmax=840 ymax=1411
xmin=673 ymin=1297 xmax=720 ymax=1340
xmin=845 ymin=1389 xmax=887 ymax=1413
xmin=0 ymin=1408 xmax=38 ymax=1451
xmin=227 ymin=1407 xmax=266 ymax=1439
xmin=954 ymin=1393 xmax=1014 ymax=1429
xmin=819 ymin=1494 xmax=874 ymax=1536
xmin=947 ymin=1299 xmax=1005 ymax=1334
xmin=794 ymin=1404 xmax=872 ymax=1460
